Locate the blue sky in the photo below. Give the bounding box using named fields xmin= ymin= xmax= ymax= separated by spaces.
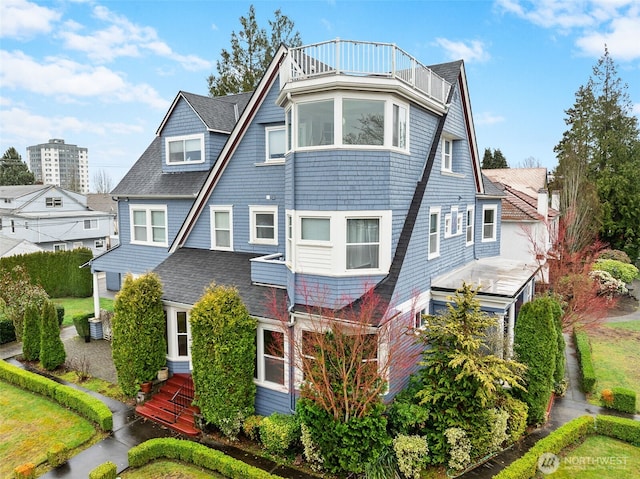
xmin=1 ymin=0 xmax=639 ymax=189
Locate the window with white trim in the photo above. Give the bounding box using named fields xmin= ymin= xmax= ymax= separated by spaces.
xmin=265 ymin=126 xmax=285 ymax=162
xmin=301 ymin=217 xmax=330 ymax=242
xmin=456 ymin=208 xmax=463 ymax=236
xmin=442 ymin=138 xmax=453 ymax=172
xmin=84 ymin=219 xmax=98 ymax=230
xmin=255 ymin=325 xmax=287 ymax=390
xmin=286 ymin=213 xmax=293 ymax=265
xmin=175 ymin=311 xmax=189 ymax=357
xmin=210 ymin=206 xmax=233 ymax=250
xmin=286 ymin=108 xmax=293 ymax=152
xmin=466 ymin=206 xmax=474 ymax=245
xmin=46 ymin=197 xmax=62 ymax=207
xmin=429 ymin=207 xmax=441 ymax=259
xmin=54 ymin=243 xmax=67 ymax=251
xmin=482 ymin=205 xmax=497 ymax=242
xmin=130 ymin=205 xmax=168 ymax=246
xmin=414 ymin=308 xmax=428 ymax=329
xmin=95 ymin=239 xmax=105 ymax=249
xmin=298 ymin=99 xmax=334 ymax=147
xmin=393 ymin=104 xmax=407 ymax=148
xmin=444 ymin=213 xmax=452 ymax=238
xmin=346 ymin=218 xmax=379 ymax=270
xmin=249 ymin=206 xmax=278 ymax=245
xmin=342 ymin=99 xmax=384 ymax=145
xmin=165 ymin=134 xmax=204 ymax=164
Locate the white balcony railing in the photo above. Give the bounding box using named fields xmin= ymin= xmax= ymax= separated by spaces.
xmin=283 ymin=39 xmax=451 ymax=105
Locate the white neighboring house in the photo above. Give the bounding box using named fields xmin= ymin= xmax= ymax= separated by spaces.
xmin=0 ymin=236 xmax=43 ymax=258
xmin=0 ymin=185 xmax=115 ymax=255
xmin=482 ymin=168 xmax=559 ymax=277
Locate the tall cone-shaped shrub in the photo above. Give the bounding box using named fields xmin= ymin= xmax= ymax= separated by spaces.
xmin=190 ymin=284 xmax=257 ymax=439
xmin=40 ymin=300 xmax=66 ymax=370
xmin=22 ymin=303 xmax=41 ymax=361
xmin=112 ymin=273 xmax=167 ymax=396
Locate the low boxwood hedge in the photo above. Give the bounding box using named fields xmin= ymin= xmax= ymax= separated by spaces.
xmin=595 ymin=414 xmax=640 ymax=446
xmin=128 ymin=438 xmax=284 ymax=479
xmin=89 ymin=461 xmax=117 ymax=479
xmin=0 ymin=360 xmax=112 ymax=431
xmin=573 ymin=329 xmax=596 ymax=393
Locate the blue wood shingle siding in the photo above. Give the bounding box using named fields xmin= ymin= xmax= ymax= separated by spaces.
xmin=255 ymin=387 xmax=293 ymax=416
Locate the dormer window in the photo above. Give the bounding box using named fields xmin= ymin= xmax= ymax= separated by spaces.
xmin=166 ymin=134 xmax=204 ymax=164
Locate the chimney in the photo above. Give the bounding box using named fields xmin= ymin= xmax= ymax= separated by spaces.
xmin=551 ymin=190 xmax=560 ymax=211
xmin=537 ymin=188 xmax=549 ymax=218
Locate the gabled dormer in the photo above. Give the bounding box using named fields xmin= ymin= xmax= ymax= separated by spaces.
xmin=156 ymin=91 xmax=253 ymax=174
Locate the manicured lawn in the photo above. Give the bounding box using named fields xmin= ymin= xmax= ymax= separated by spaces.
xmin=0 ymin=380 xmax=103 ymax=477
xmin=551 ymin=435 xmax=640 ymax=478
xmin=53 ymin=297 xmax=114 ymax=326
xmin=587 ymin=320 xmax=640 ymax=412
xmin=121 ymin=460 xmax=225 ymax=478
xmin=53 ymin=370 xmax=129 ymax=403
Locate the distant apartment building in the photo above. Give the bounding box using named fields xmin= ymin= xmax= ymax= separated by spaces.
xmin=27 ymin=139 xmax=89 ymax=194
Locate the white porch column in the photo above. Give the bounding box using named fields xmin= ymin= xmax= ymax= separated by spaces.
xmin=92 ymin=272 xmax=100 ymax=319
xmin=506 ymin=303 xmax=516 ymax=359
xmin=496 ymin=314 xmax=505 ymax=359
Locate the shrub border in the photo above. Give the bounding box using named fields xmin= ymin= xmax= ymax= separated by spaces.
xmin=493 ymin=414 xmax=640 ymax=479
xmin=0 ymin=360 xmax=112 ymax=432
xmin=573 ymin=329 xmax=596 ymax=393
xmin=127 ymin=437 xmax=285 ymax=479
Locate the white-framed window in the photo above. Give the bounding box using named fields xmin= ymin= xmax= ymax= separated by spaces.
xmin=175 ymin=311 xmax=189 ymax=357
xmin=482 ymin=205 xmax=497 ymax=242
xmin=165 ymin=134 xmax=204 ymax=164
xmin=298 ymin=99 xmax=334 ymax=147
xmin=255 ymin=324 xmax=288 ymax=391
xmin=249 ymin=205 xmax=278 ymax=245
xmin=441 ymin=138 xmax=453 ymax=172
xmin=84 ymin=219 xmax=98 ymax=230
xmin=392 ymin=104 xmax=407 ymax=148
xmin=466 ymin=206 xmax=474 ymax=245
xmin=342 ymin=98 xmax=384 ymax=145
xmin=300 ymin=217 xmax=330 ymax=242
xmin=444 ymin=213 xmax=452 ymax=238
xmin=286 ymin=213 xmax=293 ymax=266
xmin=95 ymin=239 xmax=105 ymax=249
xmin=130 ymin=205 xmax=168 ymax=247
xmin=46 ymin=197 xmax=62 ymax=207
xmin=165 ymin=307 xmax=192 ymax=362
xmin=54 ymin=243 xmax=67 ymax=251
xmin=456 ymin=208 xmax=463 ymax=236
xmin=414 ymin=308 xmax=428 ymax=329
xmin=265 ymin=126 xmax=286 ymax=162
xmin=210 ymin=206 xmax=233 ymax=250
xmin=429 ymin=207 xmax=441 ymax=259
xmin=286 ymin=108 xmax=293 ymax=152
xmin=346 ymin=218 xmax=379 ymax=270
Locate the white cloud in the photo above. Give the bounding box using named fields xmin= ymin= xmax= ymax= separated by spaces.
xmin=0 ymin=0 xmax=61 ymax=39
xmin=476 ymin=112 xmax=506 ymax=125
xmin=57 ymin=4 xmax=212 ymax=71
xmin=0 ymin=50 xmax=168 ymax=109
xmin=496 ymin=0 xmax=640 ymax=61
xmin=434 ymin=39 xmax=490 ymax=63
xmin=211 ymin=23 xmax=219 ymax=31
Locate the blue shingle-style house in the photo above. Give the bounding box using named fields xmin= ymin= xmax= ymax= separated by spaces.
xmin=90 ymin=40 xmax=538 ymax=417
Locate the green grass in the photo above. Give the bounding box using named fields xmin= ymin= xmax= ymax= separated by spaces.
xmin=587 ymin=322 xmax=640 ymax=413
xmin=0 ymin=380 xmax=103 ymax=478
xmin=121 ymin=459 xmax=225 ymax=478
xmin=53 ymin=297 xmax=114 ymax=326
xmin=550 ymin=435 xmax=640 ymax=478
xmin=54 ymin=370 xmax=129 ymax=403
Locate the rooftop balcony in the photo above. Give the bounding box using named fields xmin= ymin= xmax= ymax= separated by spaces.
xmin=279 ymin=39 xmax=451 ymax=110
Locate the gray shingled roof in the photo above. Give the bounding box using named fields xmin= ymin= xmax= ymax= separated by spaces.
xmin=481 ymin=173 xmax=506 ymax=197
xmin=153 ymin=248 xmax=287 ymax=318
xmin=180 ymin=91 xmax=253 ymax=133
xmin=111 ymin=137 xmax=208 ymax=197
xmin=428 ymin=60 xmax=464 ymax=86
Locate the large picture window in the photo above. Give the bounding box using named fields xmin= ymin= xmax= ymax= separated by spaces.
xmin=342 ymin=99 xmax=384 ymax=145
xmin=298 ymin=99 xmax=334 ymax=147
xmin=346 ymin=218 xmax=379 ymax=270
xmin=166 ymin=134 xmax=204 ymax=164
xmin=130 ymin=205 xmax=167 ymax=246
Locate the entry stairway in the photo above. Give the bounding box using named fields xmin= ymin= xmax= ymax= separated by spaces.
xmin=135 ymin=373 xmax=200 ymax=437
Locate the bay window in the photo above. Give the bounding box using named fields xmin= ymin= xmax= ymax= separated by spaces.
xmin=346 ymin=218 xmax=379 ymax=270
xmin=298 ymin=99 xmax=334 ymax=147
xmin=342 ymin=99 xmax=384 ymax=145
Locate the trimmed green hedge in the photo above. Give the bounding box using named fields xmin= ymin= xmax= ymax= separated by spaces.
xmin=89 ymin=461 xmax=117 ymax=479
xmin=0 ymin=248 xmax=92 ymax=297
xmin=609 ymin=387 xmax=637 ymax=414
xmin=128 ymin=438 xmax=285 ymax=479
xmin=493 ymin=415 xmax=595 ymax=479
xmin=0 ymin=360 xmax=112 ymax=431
xmin=1 ymin=317 xmax=17 ymax=344
xmin=573 ymin=329 xmax=596 ymax=393
xmin=595 ymin=415 xmax=640 ymax=446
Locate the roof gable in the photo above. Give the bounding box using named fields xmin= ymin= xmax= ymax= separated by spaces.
xmin=482 ymin=168 xmax=548 ymax=197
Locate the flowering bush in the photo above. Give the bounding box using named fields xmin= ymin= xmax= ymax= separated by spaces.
xmin=601 ymin=388 xmax=614 ymax=406
xmin=589 ymin=270 xmax=628 ymax=297
xmin=13 ymin=462 xmax=35 ymax=479
xmin=593 ymin=259 xmax=639 ymax=284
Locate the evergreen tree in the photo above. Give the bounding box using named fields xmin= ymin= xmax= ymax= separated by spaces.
xmin=207 ymin=5 xmax=301 ymax=97
xmin=0 ymin=147 xmax=35 ymax=185
xmin=481 ymin=147 xmax=508 ymax=169
xmin=554 ymin=47 xmax=640 ymax=259
xmin=112 ymin=273 xmax=167 ymax=396
xmin=22 ymin=303 xmax=41 ymax=361
xmin=40 ymin=300 xmax=66 ymax=370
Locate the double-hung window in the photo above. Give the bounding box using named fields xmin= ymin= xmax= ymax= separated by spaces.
xmin=482 ymin=205 xmax=497 ymax=242
xmin=442 ymin=138 xmax=453 ymax=172
xmin=466 ymin=206 xmax=475 ymax=245
xmin=250 ymin=206 xmax=278 ymax=245
xmin=130 ymin=205 xmax=168 ymax=246
xmin=265 ymin=126 xmax=285 ymax=162
xmin=166 ymin=134 xmax=204 ymax=164
xmin=456 ymin=208 xmax=463 ymax=236
xmin=392 ymin=104 xmax=407 ymax=148
xmin=210 ymin=206 xmax=233 ymax=250
xmin=84 ymin=219 xmax=98 ymax=230
xmin=429 ymin=207 xmax=440 ymax=259
xmin=346 ymin=218 xmax=379 ymax=270
xmin=255 ymin=326 xmax=287 ymax=390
